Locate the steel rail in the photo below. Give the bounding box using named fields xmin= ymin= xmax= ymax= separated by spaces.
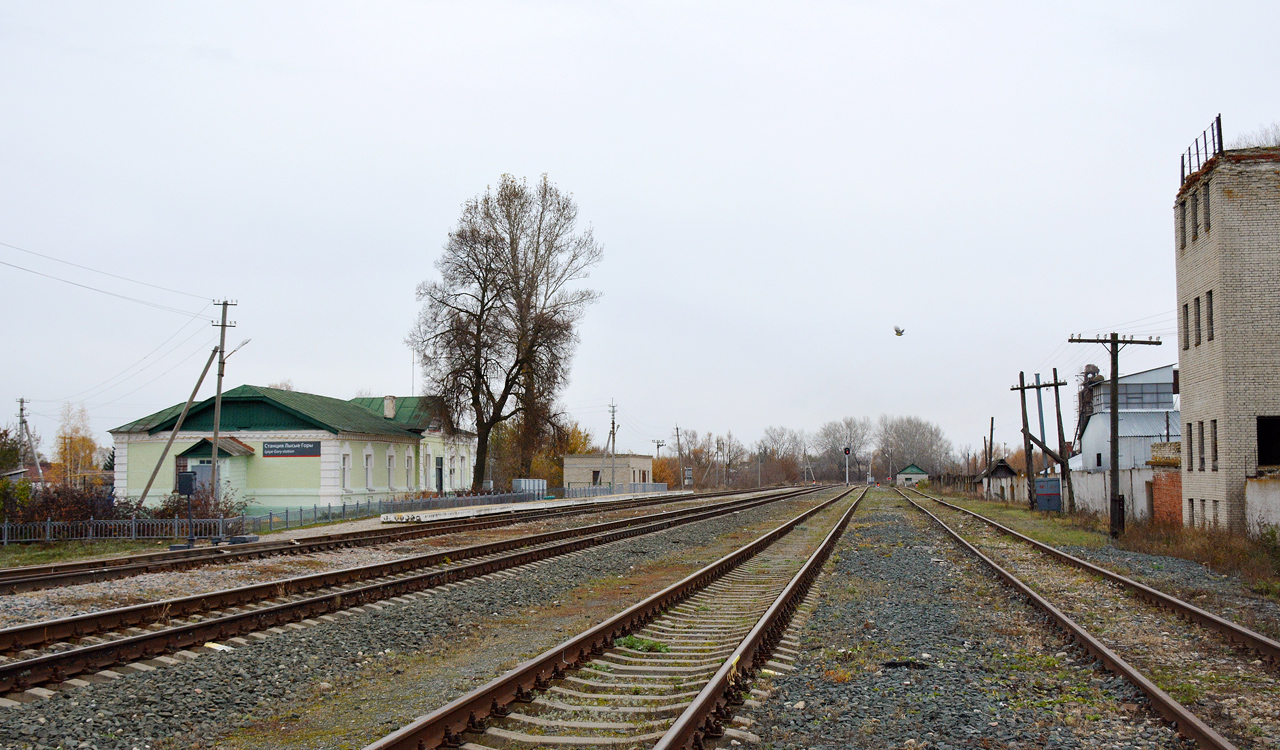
xmin=0 ymin=487 xmax=823 ymax=692
xmin=904 ymin=487 xmax=1280 ymax=665
xmin=0 ymin=487 xmax=807 ymax=654
xmin=894 ymin=488 xmax=1237 ymax=750
xmin=654 ymin=485 xmax=868 ymax=750
xmin=0 ymin=490 xmax=743 ymax=594
xmin=362 ymin=486 xmax=860 ymax=750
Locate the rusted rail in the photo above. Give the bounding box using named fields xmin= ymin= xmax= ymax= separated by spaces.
xmin=895 ymin=488 xmax=1237 ymax=750
xmin=0 ymin=486 xmax=820 ymax=692
xmin=0 ymin=489 xmax=750 ymax=594
xmin=363 ymin=486 xmax=861 ymax=750
xmin=654 ymin=486 xmax=867 ymax=750
xmin=904 ymin=487 xmax=1280 ymax=665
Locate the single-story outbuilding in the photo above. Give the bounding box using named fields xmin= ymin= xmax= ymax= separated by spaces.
xmin=563 ymin=453 xmax=653 ymax=489
xmin=895 ymin=463 xmax=929 ymax=486
xmin=112 ymin=386 xmax=475 ymax=507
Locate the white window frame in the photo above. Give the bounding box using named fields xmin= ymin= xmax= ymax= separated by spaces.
xmin=341 ymin=454 xmax=351 ymax=491
xmin=364 ymin=454 xmax=373 ymax=489
xmin=405 ymin=451 xmax=413 ymax=488
xmin=387 ymin=452 xmax=395 ymax=489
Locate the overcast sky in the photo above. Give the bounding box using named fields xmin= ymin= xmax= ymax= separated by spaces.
xmin=3 ymin=2 xmax=1277 ymax=461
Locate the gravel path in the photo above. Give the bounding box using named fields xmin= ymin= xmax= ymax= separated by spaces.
xmin=921 ymin=497 xmax=1280 ymax=748
xmin=0 ymin=492 xmax=831 ymax=749
xmin=743 ymin=490 xmax=1193 ymax=750
xmin=0 ymin=495 xmax=716 ymax=630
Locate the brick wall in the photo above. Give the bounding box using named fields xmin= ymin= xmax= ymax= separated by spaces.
xmin=1149 ymin=441 xmax=1182 ymax=524
xmin=1175 ymin=148 xmax=1280 ymax=532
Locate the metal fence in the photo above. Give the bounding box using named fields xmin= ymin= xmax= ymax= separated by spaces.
xmin=1 ymin=484 xmax=669 ymax=544
xmin=1182 ymin=114 xmax=1224 ymax=183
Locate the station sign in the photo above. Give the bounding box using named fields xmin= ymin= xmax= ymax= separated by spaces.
xmin=263 ymin=441 xmax=322 ymax=457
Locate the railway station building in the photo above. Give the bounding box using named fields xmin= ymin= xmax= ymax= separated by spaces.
xmin=111 ymin=386 xmax=475 ymax=507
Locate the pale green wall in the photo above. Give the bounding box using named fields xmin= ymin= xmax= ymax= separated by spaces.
xmin=243 ymin=442 xmax=322 ymax=490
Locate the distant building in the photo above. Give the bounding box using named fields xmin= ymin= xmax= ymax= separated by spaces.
xmin=1075 ymin=364 xmax=1180 ymax=473
xmin=981 ymin=459 xmax=1019 ymax=501
xmin=895 ymin=463 xmax=929 ymax=486
xmin=1175 ymin=138 xmax=1280 ymax=531
xmin=563 ymin=453 xmax=653 ymax=489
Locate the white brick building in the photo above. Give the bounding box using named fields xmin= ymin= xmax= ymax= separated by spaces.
xmin=1175 ymin=143 xmax=1280 ymax=532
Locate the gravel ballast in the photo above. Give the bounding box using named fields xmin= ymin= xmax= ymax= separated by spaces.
xmin=743 ymin=491 xmax=1194 ymax=750
xmin=0 ymin=492 xmax=832 ymax=749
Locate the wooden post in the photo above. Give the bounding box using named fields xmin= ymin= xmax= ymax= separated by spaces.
xmin=1018 ymin=372 xmax=1036 ymax=510
xmin=1052 ymin=367 xmax=1075 ymax=513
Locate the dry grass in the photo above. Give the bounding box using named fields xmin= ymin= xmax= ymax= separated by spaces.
xmin=1117 ymin=521 xmax=1280 ymax=597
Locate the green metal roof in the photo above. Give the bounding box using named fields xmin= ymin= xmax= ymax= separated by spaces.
xmin=112 ymin=385 xmax=421 ymax=439
xmin=348 ymin=396 xmax=446 ymax=433
xmin=897 ymin=463 xmax=928 ymax=474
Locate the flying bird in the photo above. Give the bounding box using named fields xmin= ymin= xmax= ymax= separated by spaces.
xmin=894 ymin=327 xmax=905 ymax=336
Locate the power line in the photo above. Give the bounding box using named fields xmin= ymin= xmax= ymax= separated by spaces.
xmin=1 ymin=240 xmax=207 ymax=300
xmin=33 ymin=303 xmax=212 ymax=403
xmin=89 ymin=334 xmax=219 ymax=410
xmin=0 ymin=258 xmax=206 ymax=317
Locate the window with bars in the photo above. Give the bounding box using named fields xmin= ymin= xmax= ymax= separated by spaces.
xmin=1211 ymin=419 xmax=1218 ymax=471
xmin=1194 ymin=297 xmax=1202 ymax=346
xmin=1183 ymin=304 xmax=1190 ymax=350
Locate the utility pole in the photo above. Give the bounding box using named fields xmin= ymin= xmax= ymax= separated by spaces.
xmin=1012 ymin=373 xmax=1037 ymax=510
xmin=16 ymin=398 xmax=43 ymax=483
xmin=651 ymin=439 xmax=664 ymax=460
xmin=1068 ymin=333 xmax=1161 ymax=537
xmin=1012 ymin=373 xmax=1071 ymax=511
xmin=674 ymin=424 xmax=687 ymax=490
xmin=987 ymin=417 xmax=995 ymax=470
xmin=210 ymin=301 xmax=236 ymax=506
xmin=1034 ymin=373 xmax=1049 ymax=475
xmin=1052 ymin=367 xmax=1076 ymax=514
xmin=608 ymin=400 xmax=617 ymax=491
xmin=138 ymin=347 xmax=220 ymax=507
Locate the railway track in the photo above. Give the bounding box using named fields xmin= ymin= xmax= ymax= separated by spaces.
xmin=0 ymin=489 xmax=745 ymax=594
xmin=0 ymin=485 xmax=820 ymax=697
xmin=364 ymin=485 xmax=868 ymax=750
xmin=896 ymin=486 xmax=1280 ymax=749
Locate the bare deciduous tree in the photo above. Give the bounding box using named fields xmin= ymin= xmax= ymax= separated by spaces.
xmin=816 ymin=416 xmax=873 ymax=478
xmin=873 ymin=414 xmax=953 ymax=478
xmin=409 ymin=174 xmax=602 ymax=491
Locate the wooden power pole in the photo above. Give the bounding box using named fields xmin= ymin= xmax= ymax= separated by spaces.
xmin=1068 ymin=333 xmax=1161 ymax=537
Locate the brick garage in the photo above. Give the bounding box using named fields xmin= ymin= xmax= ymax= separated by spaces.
xmin=1148 ymin=441 xmax=1182 ymax=525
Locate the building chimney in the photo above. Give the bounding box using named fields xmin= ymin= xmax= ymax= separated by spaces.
xmin=383 ymin=395 xmax=397 ymax=419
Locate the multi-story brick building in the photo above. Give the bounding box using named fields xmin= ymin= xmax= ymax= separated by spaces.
xmin=1175 ymin=129 xmax=1280 ymax=532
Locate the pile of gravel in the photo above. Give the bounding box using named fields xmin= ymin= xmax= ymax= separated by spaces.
xmin=745 ymin=495 xmax=1194 ymax=750
xmin=0 ymin=496 xmax=817 ymax=750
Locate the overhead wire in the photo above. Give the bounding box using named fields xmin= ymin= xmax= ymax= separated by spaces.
xmin=89 ymin=335 xmax=219 ymax=410
xmin=1 ymin=240 xmax=208 ymax=300
xmin=0 ymin=258 xmax=206 ymax=318
xmin=35 ymin=302 xmax=213 ymax=403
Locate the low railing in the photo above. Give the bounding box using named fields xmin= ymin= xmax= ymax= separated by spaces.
xmin=1 ymin=484 xmax=671 ymax=544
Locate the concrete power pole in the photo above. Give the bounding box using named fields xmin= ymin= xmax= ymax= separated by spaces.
xmin=609 ymin=401 xmax=617 ymax=491
xmin=1069 ymin=333 xmax=1161 ymax=537
xmin=209 ymin=301 xmax=236 ymax=505
xmin=16 ymin=398 xmax=44 ymax=482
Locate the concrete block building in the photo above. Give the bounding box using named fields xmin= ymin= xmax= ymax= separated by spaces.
xmin=563 ymin=453 xmax=653 ymax=489
xmin=1175 ymin=136 xmax=1280 ymax=532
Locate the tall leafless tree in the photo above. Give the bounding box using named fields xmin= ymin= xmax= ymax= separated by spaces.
xmin=816 ymin=416 xmax=873 ymax=478
xmin=409 ymin=174 xmax=602 ymax=491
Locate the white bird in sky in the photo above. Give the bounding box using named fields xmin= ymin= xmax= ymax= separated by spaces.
xmin=894 ymin=326 xmax=905 ymax=336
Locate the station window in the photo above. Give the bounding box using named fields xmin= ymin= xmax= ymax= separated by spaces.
xmin=1206 ymin=290 xmax=1214 ymax=341
xmin=387 ymin=453 xmax=395 ymax=488
xmin=1203 ymin=180 xmax=1211 ymax=232
xmin=1185 ymin=424 xmax=1193 ymax=472
xmin=406 ymin=454 xmax=413 ymax=488
xmin=1211 ymin=420 xmax=1218 ymax=471
xmin=1190 ymin=191 xmax=1199 ymax=240
xmin=1096 ymin=452 xmax=1102 ymax=468
xmin=1259 ymin=417 xmax=1280 ymax=467
xmin=1198 ymin=421 xmax=1205 ymax=471
xmin=1179 ymin=201 xmax=1187 ymax=249
xmin=1194 ymin=297 xmax=1201 ymax=346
